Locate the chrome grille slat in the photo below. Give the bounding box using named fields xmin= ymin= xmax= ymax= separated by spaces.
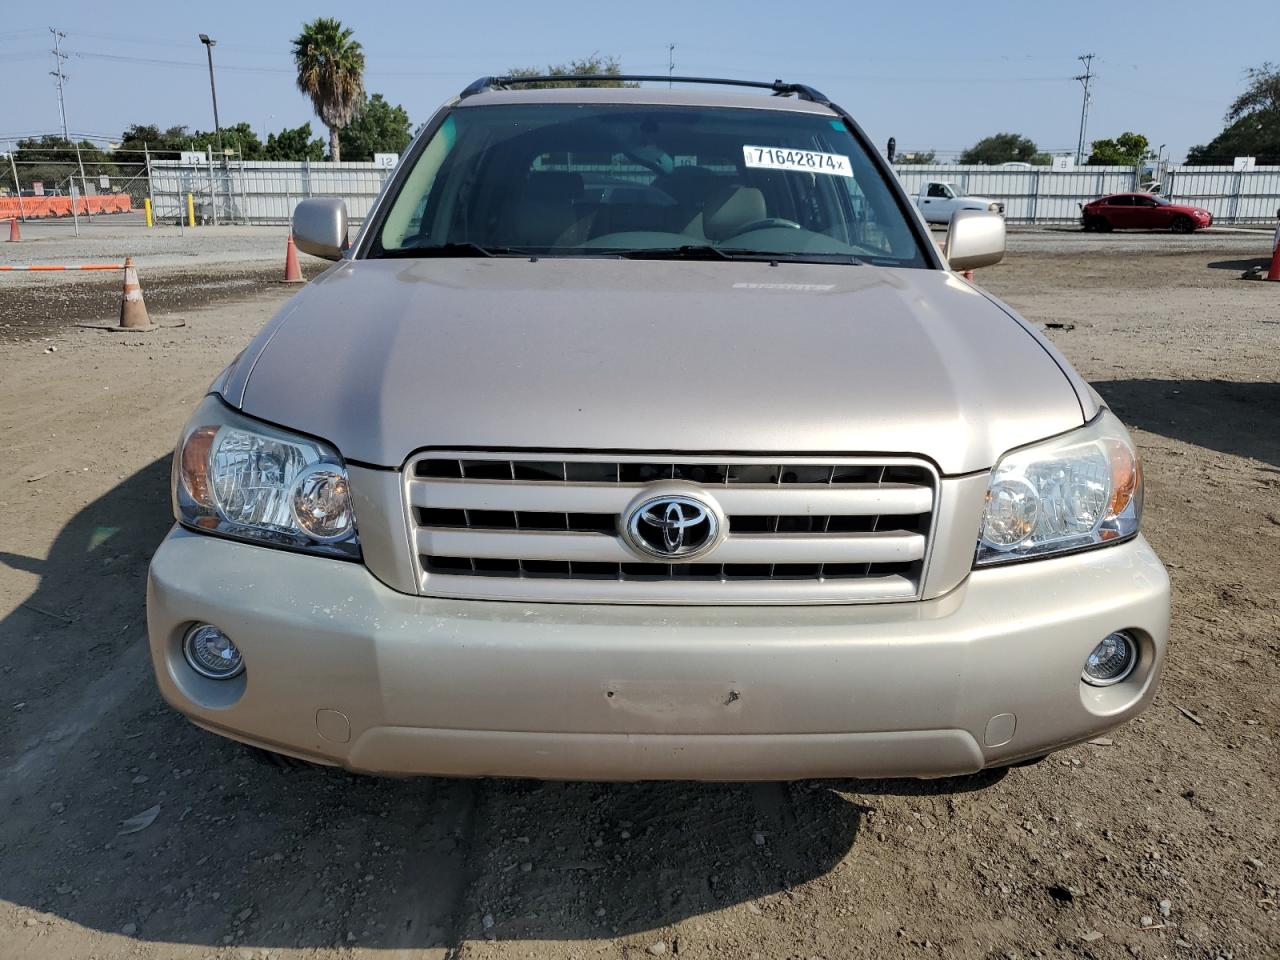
xmin=417 ymin=528 xmax=925 ymax=565
xmin=406 ymin=452 xmax=938 ymax=605
xmin=411 ymin=480 xmax=932 ymax=516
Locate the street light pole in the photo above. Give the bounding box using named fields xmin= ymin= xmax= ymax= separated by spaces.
xmin=198 ymin=34 xmax=222 ymax=153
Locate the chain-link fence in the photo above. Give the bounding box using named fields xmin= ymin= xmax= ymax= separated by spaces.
xmin=0 ymin=149 xmax=169 ymax=222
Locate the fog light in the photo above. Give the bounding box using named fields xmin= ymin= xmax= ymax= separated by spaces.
xmin=183 ymin=624 xmax=244 ymax=680
xmin=1082 ymin=631 xmax=1137 ymax=686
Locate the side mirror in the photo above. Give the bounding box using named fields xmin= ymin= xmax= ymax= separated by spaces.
xmin=292 ymin=198 xmax=349 ymax=261
xmin=944 ymin=209 xmax=1005 ymax=271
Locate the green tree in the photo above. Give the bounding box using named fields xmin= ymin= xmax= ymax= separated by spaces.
xmin=264 ymin=122 xmax=326 ymax=161
xmin=506 ymin=55 xmax=639 ymax=88
xmin=1187 ymin=63 xmax=1280 ymax=164
xmin=338 ymin=93 xmax=412 ymax=161
xmin=118 ymin=122 xmax=263 ymax=159
xmin=114 ymin=124 xmax=189 ymax=177
xmin=188 ymin=122 xmax=263 ymax=160
xmin=292 ymin=17 xmax=366 ymax=161
xmin=959 ymin=133 xmax=1040 ymax=165
xmin=119 ymin=124 xmax=174 ymax=152
xmin=3 ymin=136 xmax=118 ymax=193
xmin=1087 ymin=132 xmax=1152 ymax=165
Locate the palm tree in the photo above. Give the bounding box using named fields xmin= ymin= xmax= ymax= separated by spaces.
xmin=291 ymin=17 xmax=365 ymax=162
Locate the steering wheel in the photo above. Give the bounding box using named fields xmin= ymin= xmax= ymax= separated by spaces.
xmin=732 ymin=217 xmax=803 ymax=234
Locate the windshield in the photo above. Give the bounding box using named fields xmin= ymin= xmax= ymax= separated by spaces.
xmin=369 ymin=103 xmax=927 ymax=267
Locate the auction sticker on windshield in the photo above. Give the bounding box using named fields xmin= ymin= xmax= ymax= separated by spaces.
xmin=743 ymin=145 xmax=852 ymax=177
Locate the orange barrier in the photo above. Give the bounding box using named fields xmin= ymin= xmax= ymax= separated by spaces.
xmin=0 ymin=195 xmax=133 ymax=220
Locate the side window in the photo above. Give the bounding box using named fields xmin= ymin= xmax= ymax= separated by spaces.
xmin=1133 ymin=196 xmax=1156 ymax=207
xmin=1107 ymin=196 xmax=1133 ymax=207
xmin=926 ymin=182 xmax=948 ymax=198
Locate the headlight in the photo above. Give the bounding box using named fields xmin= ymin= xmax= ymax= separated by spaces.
xmin=174 ymin=395 xmax=360 ymax=558
xmin=975 ymin=411 xmax=1142 ymax=566
xmin=988 ymin=202 xmax=1000 ymax=212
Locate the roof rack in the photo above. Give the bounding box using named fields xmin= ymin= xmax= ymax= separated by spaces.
xmin=459 ymin=74 xmax=831 ymax=104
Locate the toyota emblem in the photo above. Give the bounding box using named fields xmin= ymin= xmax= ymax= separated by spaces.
xmin=623 ymin=494 xmax=720 ymax=560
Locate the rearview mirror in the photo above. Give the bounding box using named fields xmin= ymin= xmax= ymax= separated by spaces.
xmin=944 ymin=209 xmax=1005 ymax=271
xmin=292 ymin=198 xmax=349 ymax=261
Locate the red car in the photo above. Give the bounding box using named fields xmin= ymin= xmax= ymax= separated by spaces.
xmin=1080 ymin=193 xmax=1213 ymax=233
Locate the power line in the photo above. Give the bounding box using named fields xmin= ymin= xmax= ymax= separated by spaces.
xmin=69 ymin=49 xmax=294 ymax=75
xmin=0 ymin=28 xmax=46 ymax=41
xmin=1074 ymin=53 xmax=1096 ymax=165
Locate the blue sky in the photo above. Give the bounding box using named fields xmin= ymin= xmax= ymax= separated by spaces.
xmin=2 ymin=0 xmax=1276 ymax=161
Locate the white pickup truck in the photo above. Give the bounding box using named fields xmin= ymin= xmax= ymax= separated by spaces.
xmin=911 ymin=180 xmax=1005 ymax=224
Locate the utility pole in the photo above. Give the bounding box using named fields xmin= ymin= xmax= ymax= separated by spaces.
xmin=1074 ymin=53 xmax=1096 ymax=166
xmin=50 ymin=28 xmax=90 ymax=219
xmin=667 ymin=43 xmax=675 ymax=88
xmin=49 ymin=27 xmax=70 ymax=141
xmin=199 ymin=34 xmax=223 ymax=153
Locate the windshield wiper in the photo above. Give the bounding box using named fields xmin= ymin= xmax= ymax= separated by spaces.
xmin=615 ymin=245 xmax=862 ymax=264
xmin=616 ymin=245 xmax=739 ymax=261
xmin=377 ymin=241 xmax=525 ymax=259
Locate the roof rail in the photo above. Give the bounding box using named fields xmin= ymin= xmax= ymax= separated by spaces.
xmin=459 ymin=74 xmax=831 ymax=104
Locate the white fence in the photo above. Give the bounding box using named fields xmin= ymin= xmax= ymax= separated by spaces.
xmin=893 ymin=165 xmax=1140 ymax=223
xmin=894 ymin=163 xmax=1280 ymax=224
xmin=148 ymin=159 xmax=392 ymax=225
xmin=147 ymin=158 xmax=1280 ymax=227
xmin=1160 ymin=166 xmax=1280 ymax=223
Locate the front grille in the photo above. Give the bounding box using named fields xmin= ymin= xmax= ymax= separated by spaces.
xmin=405 ymin=453 xmax=938 ymax=604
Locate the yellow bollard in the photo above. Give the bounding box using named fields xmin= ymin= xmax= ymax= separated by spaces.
xmin=186 ymin=193 xmax=196 ymax=227
xmin=144 ymin=198 xmax=154 ymax=228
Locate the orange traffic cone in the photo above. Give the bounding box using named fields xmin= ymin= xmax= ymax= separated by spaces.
xmin=118 ymin=257 xmax=152 ymax=330
xmin=7 ymin=218 xmax=19 ymax=242
xmin=1267 ymin=238 xmax=1280 ymax=282
xmin=282 ymin=234 xmax=304 ymax=283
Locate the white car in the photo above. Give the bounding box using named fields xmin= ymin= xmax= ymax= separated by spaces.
xmin=911 ymin=180 xmax=1004 ymax=224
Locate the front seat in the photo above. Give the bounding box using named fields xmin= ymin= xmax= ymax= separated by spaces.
xmin=702 ymin=186 xmax=768 ymax=241
xmin=497 ymin=171 xmax=590 ymax=247
xmin=652 ymin=166 xmax=726 ymax=237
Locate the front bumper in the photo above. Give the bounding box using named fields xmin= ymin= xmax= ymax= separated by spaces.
xmin=147 ymin=528 xmax=1169 ymax=781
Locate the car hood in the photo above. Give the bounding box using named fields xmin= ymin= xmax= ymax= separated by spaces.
xmin=227 ymin=258 xmax=1089 ymax=474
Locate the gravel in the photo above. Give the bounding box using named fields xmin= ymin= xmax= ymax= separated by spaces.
xmin=1 ymin=237 xmax=1275 ymax=960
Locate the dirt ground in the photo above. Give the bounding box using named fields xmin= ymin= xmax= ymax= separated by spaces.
xmin=0 ymin=238 xmax=1276 ymax=960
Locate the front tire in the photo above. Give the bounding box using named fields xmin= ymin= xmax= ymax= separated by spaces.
xmin=1094 ymin=216 xmax=1113 ymax=233
xmin=1171 ymin=215 xmax=1194 ymax=234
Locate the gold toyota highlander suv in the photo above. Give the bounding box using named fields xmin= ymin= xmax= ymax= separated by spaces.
xmin=146 ymin=75 xmax=1169 ymax=781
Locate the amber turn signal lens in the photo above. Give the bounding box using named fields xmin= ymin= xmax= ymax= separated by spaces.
xmin=1108 ymin=440 xmax=1138 ymax=517
xmin=180 ymin=426 xmax=219 ymax=508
